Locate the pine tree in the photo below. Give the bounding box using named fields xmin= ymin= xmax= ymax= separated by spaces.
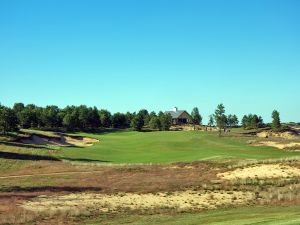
xmin=191 ymin=107 xmax=202 ymax=125
xmin=214 ymin=104 xmax=226 ymax=136
xmin=272 ymin=110 xmax=281 ymax=131
xmin=208 ymin=115 xmax=214 ymax=127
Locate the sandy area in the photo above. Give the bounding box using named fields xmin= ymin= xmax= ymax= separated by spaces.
xmin=252 ymin=141 xmax=300 ymax=150
xmin=19 ymin=135 xmax=99 ymax=147
xmin=64 ymin=136 xmax=99 ymax=147
xmin=257 ymin=131 xmax=299 ymax=139
xmin=218 ymin=164 xmax=300 ymax=180
xmin=21 ymin=190 xmax=254 ymax=213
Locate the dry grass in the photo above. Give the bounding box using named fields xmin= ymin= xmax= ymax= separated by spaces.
xmin=0 ymin=161 xmax=224 ymax=224
xmin=0 ymin=152 xmax=300 ymax=224
xmin=21 ymin=190 xmax=255 ymax=215
xmin=218 ymin=164 xmax=300 ymax=180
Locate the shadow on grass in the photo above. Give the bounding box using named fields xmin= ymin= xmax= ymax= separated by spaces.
xmin=0 ymin=186 xmax=103 ymax=193
xmin=0 ymin=140 xmax=86 ymax=150
xmin=0 ymin=150 xmax=111 ymax=163
xmin=0 ymin=141 xmax=49 ymax=149
xmin=67 ymin=128 xmax=130 ymax=136
xmin=0 ymin=151 xmax=60 ymax=161
xmin=60 ymin=157 xmax=111 ymax=163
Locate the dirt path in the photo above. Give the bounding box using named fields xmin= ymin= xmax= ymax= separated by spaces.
xmin=0 ymin=170 xmax=104 ymax=179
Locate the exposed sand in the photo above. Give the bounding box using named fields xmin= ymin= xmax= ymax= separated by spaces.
xmin=64 ymin=136 xmax=99 ymax=147
xmin=19 ymin=135 xmax=99 ymax=147
xmin=218 ymin=164 xmax=300 ymax=180
xmin=257 ymin=131 xmax=299 ymax=139
xmin=21 ymin=190 xmax=254 ymax=213
xmin=252 ymin=141 xmax=300 ymax=150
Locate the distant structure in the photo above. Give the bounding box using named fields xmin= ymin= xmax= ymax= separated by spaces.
xmin=165 ymin=107 xmax=191 ymax=125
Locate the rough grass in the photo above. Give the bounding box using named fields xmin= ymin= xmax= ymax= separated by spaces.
xmin=1 ymin=129 xmax=300 ymax=225
xmin=0 ymin=175 xmax=73 ymax=192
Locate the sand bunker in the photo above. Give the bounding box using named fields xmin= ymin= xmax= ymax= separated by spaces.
xmin=257 ymin=131 xmax=299 ymax=139
xmin=252 ymin=141 xmax=300 ymax=150
xmin=19 ymin=135 xmax=99 ymax=147
xmin=63 ymin=136 xmax=99 ymax=147
xmin=218 ymin=164 xmax=300 ymax=180
xmin=21 ymin=190 xmax=254 ymax=213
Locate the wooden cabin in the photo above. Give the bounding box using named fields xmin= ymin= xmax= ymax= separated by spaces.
xmin=165 ymin=107 xmax=191 ymax=125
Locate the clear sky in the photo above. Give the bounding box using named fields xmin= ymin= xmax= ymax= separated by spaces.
xmin=0 ymin=0 xmax=299 ymax=123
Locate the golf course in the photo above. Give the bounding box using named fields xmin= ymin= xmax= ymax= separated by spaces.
xmin=1 ymin=128 xmax=300 ymax=225
xmin=1 ymin=0 xmax=300 ymax=224
xmin=58 ymin=130 xmax=299 ymax=163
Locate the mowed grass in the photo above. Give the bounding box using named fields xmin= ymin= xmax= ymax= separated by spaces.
xmin=85 ymin=205 xmax=300 ymax=225
xmin=58 ymin=131 xmax=299 ymax=164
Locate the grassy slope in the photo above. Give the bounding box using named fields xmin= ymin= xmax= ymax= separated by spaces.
xmin=0 ymin=143 xmax=53 ymax=173
xmin=59 ymin=131 xmax=299 ymax=164
xmin=86 ymin=206 xmax=300 ymax=225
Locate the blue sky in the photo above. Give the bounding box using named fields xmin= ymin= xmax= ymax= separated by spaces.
xmin=0 ymin=0 xmax=299 ymax=123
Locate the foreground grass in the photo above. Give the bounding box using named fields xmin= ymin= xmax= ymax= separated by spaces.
xmin=59 ymin=131 xmax=299 ymax=164
xmin=85 ymin=205 xmax=300 ymax=225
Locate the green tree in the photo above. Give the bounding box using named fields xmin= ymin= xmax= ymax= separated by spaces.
xmin=13 ymin=103 xmax=24 ymax=124
xmin=137 ymin=109 xmax=149 ymax=126
xmin=149 ymin=116 xmax=161 ymax=130
xmin=13 ymin=103 xmax=25 ymax=113
xmin=124 ymin=112 xmax=135 ymax=128
xmin=191 ymin=107 xmax=202 ymax=125
xmin=160 ymin=113 xmax=172 ymax=131
xmin=250 ymin=114 xmax=259 ymax=129
xmin=99 ymin=109 xmax=112 ymax=128
xmin=112 ymin=112 xmax=127 ymax=128
xmin=258 ymin=116 xmax=264 ymax=128
xmin=42 ymin=105 xmax=61 ymax=128
xmin=149 ymin=111 xmax=157 ymax=119
xmin=62 ymin=106 xmax=79 ymax=131
xmin=77 ymin=105 xmax=89 ymax=129
xmin=227 ymin=114 xmax=239 ymax=128
xmin=214 ymin=104 xmax=226 ymax=136
xmin=87 ymin=107 xmax=101 ymax=129
xmin=242 ymin=114 xmax=264 ymax=130
xmin=18 ymin=104 xmax=39 ymax=128
xmin=63 ymin=113 xmax=75 ymax=131
xmin=272 ymin=110 xmax=281 ymax=131
xmin=241 ymin=115 xmax=248 ymax=129
xmin=0 ymin=106 xmax=19 ymax=134
xmin=131 ymin=114 xmax=144 ymax=131
xmin=208 ymin=115 xmax=214 ymax=127
xmin=232 ymin=115 xmax=239 ymax=127
xmin=227 ymin=114 xmax=233 ymax=127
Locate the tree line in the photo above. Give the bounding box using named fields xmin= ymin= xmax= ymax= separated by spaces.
xmin=0 ymin=103 xmax=175 ymax=134
xmin=0 ymin=102 xmax=282 ymax=135
xmin=208 ymin=104 xmax=239 ymax=130
xmin=0 ymin=103 xmax=199 ymax=134
xmin=211 ymin=103 xmax=282 ymax=135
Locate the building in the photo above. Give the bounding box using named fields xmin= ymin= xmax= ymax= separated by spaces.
xmin=165 ymin=107 xmax=191 ymax=125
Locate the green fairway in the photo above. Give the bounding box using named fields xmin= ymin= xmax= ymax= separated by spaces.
xmin=85 ymin=205 xmax=300 ymax=225
xmin=58 ymin=131 xmax=299 ymax=164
